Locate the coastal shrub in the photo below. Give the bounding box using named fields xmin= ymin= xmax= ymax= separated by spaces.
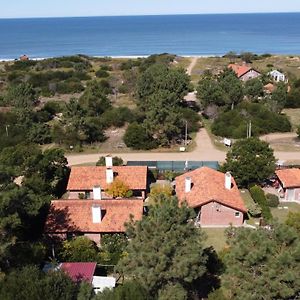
xmin=120 ymin=59 xmax=141 ymax=70
xmin=266 ymin=193 xmax=279 ymax=207
xmin=124 ymin=123 xmax=157 ymax=150
xmin=56 ymin=78 xmax=84 ymax=94
xmin=211 ymin=102 xmax=291 ymax=138
xmin=95 ymin=69 xmax=110 ymax=78
xmin=249 ymin=185 xmax=273 ymax=222
xmin=43 ymin=101 xmax=64 ymax=115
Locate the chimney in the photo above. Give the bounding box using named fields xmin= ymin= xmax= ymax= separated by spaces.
xmin=106 ymin=169 xmax=114 ymax=184
xmin=93 ymin=186 xmax=102 ymax=200
xmin=92 ymin=205 xmax=102 ymax=223
xmin=225 ymin=172 xmax=232 ymax=190
xmin=185 ymin=177 xmax=192 ymax=193
xmin=105 ymin=155 xmax=113 ymax=168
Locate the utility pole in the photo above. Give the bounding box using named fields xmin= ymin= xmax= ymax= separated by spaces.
xmin=5 ymin=125 xmax=9 ymax=137
xmin=185 ymin=120 xmax=188 ymax=146
xmin=249 ymin=121 xmax=252 ymax=138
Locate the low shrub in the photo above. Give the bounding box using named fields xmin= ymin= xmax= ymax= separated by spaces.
xmin=249 ymin=185 xmax=273 ymax=222
xmin=266 ymin=193 xmax=279 ymax=207
xmin=248 ymin=203 xmax=262 ymax=218
xmin=95 ymin=69 xmax=109 ymax=78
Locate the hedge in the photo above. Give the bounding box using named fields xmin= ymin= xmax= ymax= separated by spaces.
xmin=249 ymin=185 xmax=273 ymax=222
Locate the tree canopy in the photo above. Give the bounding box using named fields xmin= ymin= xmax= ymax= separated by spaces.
xmin=222 ymin=138 xmax=276 ymax=187
xmin=117 ymin=196 xmax=213 ymax=299
xmin=223 ymin=225 xmax=300 ymax=300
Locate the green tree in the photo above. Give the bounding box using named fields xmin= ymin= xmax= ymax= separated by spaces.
xmin=244 ymin=78 xmax=264 ymax=99
xmin=5 ymin=83 xmax=37 ymax=108
xmin=222 ymin=138 xmax=276 ymax=187
xmin=118 ymin=196 xmax=209 ymax=298
xmin=197 ymin=72 xmax=225 ymax=108
xmin=59 ymin=236 xmax=99 ymax=262
xmin=136 ymin=64 xmax=190 ymax=107
xmin=0 ymin=265 xmax=78 ymax=300
xmin=271 ymin=82 xmax=288 ymax=112
xmin=286 ymin=211 xmax=300 ymax=233
xmin=223 ymin=225 xmax=300 ymax=300
xmin=143 ymin=90 xmax=183 ymax=145
xmin=219 ymin=69 xmax=244 ymax=108
xmin=124 ymin=123 xmax=157 ymax=150
xmin=95 ymin=281 xmax=150 ymax=300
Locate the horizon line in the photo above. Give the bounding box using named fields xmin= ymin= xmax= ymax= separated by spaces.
xmin=0 ymin=11 xmax=300 ymax=20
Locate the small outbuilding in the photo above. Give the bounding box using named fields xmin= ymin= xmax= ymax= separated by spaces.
xmin=268 ymin=70 xmax=286 ymax=83
xmin=275 ymin=168 xmax=300 ymax=202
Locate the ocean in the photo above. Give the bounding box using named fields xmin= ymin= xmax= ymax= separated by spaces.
xmin=0 ymin=13 xmax=300 ymax=59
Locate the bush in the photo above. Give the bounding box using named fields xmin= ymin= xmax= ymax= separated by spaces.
xmin=101 ymin=107 xmax=135 ymax=128
xmin=95 ymin=69 xmax=110 ymax=78
xmin=124 ymin=123 xmax=157 ymax=150
xmin=249 ymin=185 xmax=273 ymax=221
xmin=212 ymin=102 xmax=291 ymax=138
xmin=266 ymin=193 xmax=279 ymax=207
xmin=248 ymin=203 xmax=262 ymax=218
xmin=96 ymin=156 xmax=124 ymax=166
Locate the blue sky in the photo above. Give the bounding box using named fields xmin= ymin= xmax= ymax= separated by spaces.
xmin=1 ymin=0 xmax=300 ymax=18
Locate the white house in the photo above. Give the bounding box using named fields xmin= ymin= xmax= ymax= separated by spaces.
xmin=268 ymin=70 xmax=286 ymax=82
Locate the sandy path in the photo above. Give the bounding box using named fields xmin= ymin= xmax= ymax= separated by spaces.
xmin=186 ymin=57 xmax=198 ymax=75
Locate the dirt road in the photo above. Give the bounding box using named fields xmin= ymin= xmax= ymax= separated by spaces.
xmin=66 ymin=128 xmax=227 ymax=165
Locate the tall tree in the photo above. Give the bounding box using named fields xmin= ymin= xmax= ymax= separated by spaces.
xmin=223 ymin=225 xmax=300 ymax=300
xmin=118 ymin=196 xmax=210 ymax=299
xmin=222 ymin=138 xmax=276 ymax=187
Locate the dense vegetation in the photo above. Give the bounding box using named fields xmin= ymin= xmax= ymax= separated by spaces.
xmin=222 ymin=137 xmax=276 ymax=187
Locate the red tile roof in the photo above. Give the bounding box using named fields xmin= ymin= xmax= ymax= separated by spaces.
xmin=67 ymin=166 xmax=148 ymax=191
xmin=61 ymin=262 xmax=96 ymax=283
xmin=276 ymin=168 xmax=300 ymax=188
xmin=175 ymin=167 xmax=247 ymax=213
xmin=45 ymin=199 xmax=143 ymax=233
xmin=228 ymin=64 xmax=252 ymax=78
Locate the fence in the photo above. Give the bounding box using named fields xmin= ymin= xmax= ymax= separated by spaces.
xmin=126 ymin=161 xmax=219 ymax=172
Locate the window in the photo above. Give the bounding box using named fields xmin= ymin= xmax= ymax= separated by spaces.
xmin=235 ymin=212 xmax=240 ymax=217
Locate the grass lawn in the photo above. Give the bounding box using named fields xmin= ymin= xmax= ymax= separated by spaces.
xmin=202 ymin=228 xmax=227 ymax=252
xmin=271 ymin=202 xmax=300 ymax=223
xmin=282 ymin=108 xmax=300 ymax=131
xmin=240 ymin=189 xmax=260 ymax=226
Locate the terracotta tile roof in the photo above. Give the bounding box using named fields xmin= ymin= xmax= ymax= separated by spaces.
xmin=264 ymin=83 xmax=275 ymax=93
xmin=175 ymin=167 xmax=247 ymax=213
xmin=45 ymin=199 xmax=144 ymax=233
xmin=228 ymin=64 xmax=252 ymax=78
xmin=61 ymin=262 xmax=96 ymax=283
xmin=276 ymin=168 xmax=300 ymax=188
xmin=67 ymin=166 xmax=148 ymax=191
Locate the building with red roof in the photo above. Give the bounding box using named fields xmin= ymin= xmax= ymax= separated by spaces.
xmin=61 ymin=262 xmax=96 ymax=283
xmin=67 ymin=164 xmax=148 ymax=200
xmin=45 ymin=199 xmax=144 ymax=244
xmin=175 ymin=167 xmax=247 ymax=227
xmin=228 ymin=63 xmax=261 ymax=82
xmin=275 ymin=168 xmax=300 ymax=202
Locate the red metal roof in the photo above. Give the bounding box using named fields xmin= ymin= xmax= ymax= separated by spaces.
xmin=61 ymin=262 xmax=96 ymax=283
xmin=228 ymin=64 xmax=252 ymax=78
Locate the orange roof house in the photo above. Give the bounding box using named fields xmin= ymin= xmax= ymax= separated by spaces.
xmin=175 ymin=167 xmax=246 ymax=226
xmin=20 ymin=54 xmax=29 ymax=61
xmin=275 ymin=168 xmax=300 ymax=202
xmin=264 ymin=83 xmax=276 ymax=94
xmin=276 ymin=168 xmax=300 ymax=189
xmin=67 ymin=165 xmax=148 ymax=200
xmin=45 ymin=199 xmax=144 ymax=243
xmin=228 ymin=63 xmax=261 ymax=82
